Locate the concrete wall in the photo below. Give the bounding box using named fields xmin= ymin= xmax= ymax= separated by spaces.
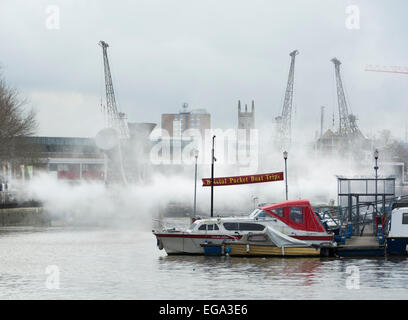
xmin=0 ymin=207 xmax=50 ymax=227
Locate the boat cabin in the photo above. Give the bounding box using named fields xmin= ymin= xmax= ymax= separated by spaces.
xmin=255 ymin=199 xmax=326 ymax=233
xmin=388 ymin=207 xmax=408 ymax=238
xmin=188 ymin=219 xmax=266 ymax=233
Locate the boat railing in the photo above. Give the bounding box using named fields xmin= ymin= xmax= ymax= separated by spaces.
xmin=152 ymin=218 xmax=187 ymax=231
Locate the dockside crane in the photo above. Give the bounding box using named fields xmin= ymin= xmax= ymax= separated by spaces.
xmin=99 ymin=40 xmax=130 ymax=139
xmin=276 ymin=50 xmax=299 ymax=149
xmin=331 ymin=57 xmax=363 ymax=138
xmin=98 ymin=40 xmax=129 ymax=185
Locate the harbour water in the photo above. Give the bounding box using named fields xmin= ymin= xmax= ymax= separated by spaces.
xmin=0 ymin=226 xmax=408 ymax=300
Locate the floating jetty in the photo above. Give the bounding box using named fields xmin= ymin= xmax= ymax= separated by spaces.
xmin=336 ymin=235 xmax=385 ymax=257
xmin=332 ymin=220 xmax=385 ymax=257
xmin=202 ymin=237 xmax=384 ymax=258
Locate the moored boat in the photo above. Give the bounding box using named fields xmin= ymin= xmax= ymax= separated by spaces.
xmin=153 ymin=199 xmax=335 ymax=255
xmin=386 ymin=204 xmax=408 ymax=255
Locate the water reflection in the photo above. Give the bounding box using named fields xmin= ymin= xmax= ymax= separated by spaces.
xmin=158 ymin=255 xmax=328 ymax=287
xmin=0 ymin=227 xmax=407 ymax=299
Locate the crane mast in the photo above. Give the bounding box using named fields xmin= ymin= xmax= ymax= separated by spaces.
xmin=98 ymin=40 xmax=129 ymax=185
xmin=277 ymin=50 xmax=299 ymax=148
xmin=99 ymin=40 xmax=129 ymax=139
xmin=331 ymin=57 xmax=354 ymax=135
xmin=332 ymin=58 xmax=366 ymax=140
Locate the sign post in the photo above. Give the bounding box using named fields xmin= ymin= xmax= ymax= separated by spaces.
xmin=211 ymin=135 xmax=216 ymax=217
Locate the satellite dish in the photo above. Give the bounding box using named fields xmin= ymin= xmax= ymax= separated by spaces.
xmin=95 ymin=128 xmax=119 ymax=150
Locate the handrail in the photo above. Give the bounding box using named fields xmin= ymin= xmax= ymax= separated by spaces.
xmin=330 ymin=194 xmax=408 ymax=237
xmin=332 ymin=194 xmax=407 ymax=219
xmin=359 ymin=204 xmax=374 ymax=236
xmin=318 ymin=209 xmax=340 ymax=228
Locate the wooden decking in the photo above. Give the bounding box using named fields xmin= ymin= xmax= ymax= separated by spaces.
xmin=342 ymin=236 xmax=380 ymax=247
xmin=337 ymin=235 xmax=385 ymax=256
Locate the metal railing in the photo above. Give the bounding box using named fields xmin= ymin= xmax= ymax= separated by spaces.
xmin=330 ymin=194 xmax=408 ymax=237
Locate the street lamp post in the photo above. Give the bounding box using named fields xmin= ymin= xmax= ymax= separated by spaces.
xmin=283 ymin=151 xmax=288 ymax=201
xmin=211 ymin=135 xmax=216 ymax=217
xmin=252 ymin=196 xmax=259 ymax=210
xmin=193 ymin=149 xmax=199 ymax=221
xmin=374 ymin=149 xmax=379 ymax=226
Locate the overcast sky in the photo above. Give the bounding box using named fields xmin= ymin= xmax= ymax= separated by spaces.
xmin=1 ymin=0 xmax=407 ymax=141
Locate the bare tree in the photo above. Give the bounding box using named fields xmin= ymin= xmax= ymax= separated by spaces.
xmin=0 ymin=73 xmax=38 ymax=161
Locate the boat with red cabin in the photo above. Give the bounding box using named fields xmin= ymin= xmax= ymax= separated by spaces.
xmin=153 ymin=199 xmax=335 ymax=256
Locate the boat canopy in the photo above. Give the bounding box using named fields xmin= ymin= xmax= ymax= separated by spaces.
xmin=260 ymin=200 xmax=326 ymax=233
xmin=264 ymin=226 xmax=309 ymax=247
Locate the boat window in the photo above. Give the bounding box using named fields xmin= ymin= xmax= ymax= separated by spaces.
xmin=223 ymin=222 xmax=239 ymax=231
xmin=239 ymin=223 xmax=265 ymax=231
xmin=403 ymin=213 xmax=408 ymax=224
xmin=289 ymin=207 xmax=304 ymax=223
xmin=198 ymin=224 xmax=207 ymax=230
xmin=207 ymin=224 xmax=219 ymax=231
xmin=270 ymin=208 xmax=283 ymax=217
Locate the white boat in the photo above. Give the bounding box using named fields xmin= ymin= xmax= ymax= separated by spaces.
xmin=386 ymin=203 xmax=408 ymax=255
xmin=153 ymin=199 xmax=335 ymax=255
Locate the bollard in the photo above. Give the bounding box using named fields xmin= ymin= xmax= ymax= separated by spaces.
xmin=340 ymin=226 xmax=346 ymax=245
xmin=377 ymin=224 xmax=384 ymax=245
xmin=346 ymin=222 xmax=352 ymax=239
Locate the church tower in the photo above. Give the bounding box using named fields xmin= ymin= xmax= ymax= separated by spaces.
xmin=237 ymin=100 xmax=255 ymax=158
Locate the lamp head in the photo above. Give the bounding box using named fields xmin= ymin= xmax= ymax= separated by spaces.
xmin=283 ymin=151 xmax=288 ymax=160
xmin=374 ymin=149 xmax=379 ymax=160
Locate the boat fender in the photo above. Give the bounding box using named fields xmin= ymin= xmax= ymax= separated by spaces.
xmin=158 ymin=239 xmax=163 ymax=250
xmin=246 ymin=244 xmax=250 ymax=253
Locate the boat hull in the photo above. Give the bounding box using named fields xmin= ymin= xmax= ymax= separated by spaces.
xmin=226 ymin=243 xmax=321 ymax=257
xmin=386 ymin=237 xmax=408 ymax=255
xmin=155 ymin=233 xmax=239 ymax=255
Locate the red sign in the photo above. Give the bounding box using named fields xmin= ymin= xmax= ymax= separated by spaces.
xmin=202 ymin=172 xmax=284 ymax=187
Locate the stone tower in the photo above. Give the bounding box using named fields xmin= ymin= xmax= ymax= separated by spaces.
xmin=238 ymin=100 xmax=255 ymax=130
xmin=237 ymin=100 xmax=255 ymax=159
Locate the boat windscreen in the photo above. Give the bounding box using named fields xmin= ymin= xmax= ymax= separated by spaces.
xmin=249 ymin=208 xmax=263 ymax=218
xmin=187 ymin=221 xmax=199 ymax=231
